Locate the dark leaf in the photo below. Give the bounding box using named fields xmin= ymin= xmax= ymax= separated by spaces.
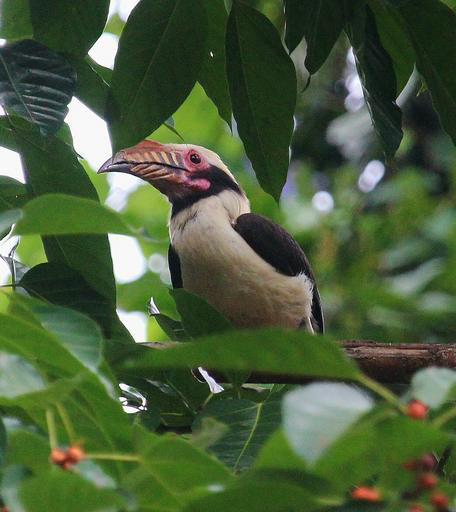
xmin=67 ymin=56 xmax=111 ymax=119
xmin=0 ymin=115 xmax=20 ymax=150
xmin=282 ymin=383 xmax=373 ymax=464
xmin=171 ymin=288 xmax=233 ymax=337
xmin=345 ymin=4 xmax=402 ymax=159
xmin=109 ymin=0 xmax=207 ymax=151
xmin=0 ymin=209 xmax=21 ymax=239
xmin=199 ymin=0 xmax=232 ymax=126
xmin=0 ymin=0 xmax=32 ymax=40
xmin=0 ymin=40 xmax=76 ymax=135
xmin=15 ymin=121 xmax=116 ymax=302
xmin=148 ymin=297 xmax=188 ymax=341
xmin=29 ymin=0 xmax=110 ymax=57
xmin=284 ymin=0 xmax=348 ymax=72
xmin=124 ymin=329 xmax=359 ymax=380
xmin=397 ymin=0 xmax=456 ymax=146
xmin=226 ymin=1 xmax=296 ymax=200
xmin=193 ymin=392 xmax=282 ymax=471
xmin=368 ymin=0 xmax=415 ymax=92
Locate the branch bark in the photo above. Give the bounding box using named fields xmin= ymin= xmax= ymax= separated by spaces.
xmin=243 ymin=341 xmax=456 ymax=384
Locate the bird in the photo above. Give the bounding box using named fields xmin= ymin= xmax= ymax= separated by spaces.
xmin=99 ymin=140 xmax=324 ymax=334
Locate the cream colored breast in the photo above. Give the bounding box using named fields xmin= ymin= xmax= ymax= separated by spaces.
xmin=169 ymin=191 xmax=313 ymax=328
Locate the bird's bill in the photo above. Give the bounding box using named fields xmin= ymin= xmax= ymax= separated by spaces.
xmin=98 ymin=140 xmax=186 ymax=185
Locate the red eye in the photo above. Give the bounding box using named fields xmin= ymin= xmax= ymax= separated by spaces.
xmin=189 ymin=152 xmax=201 ymax=164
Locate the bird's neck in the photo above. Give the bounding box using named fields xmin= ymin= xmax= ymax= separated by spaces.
xmin=169 ymin=189 xmax=250 ymax=242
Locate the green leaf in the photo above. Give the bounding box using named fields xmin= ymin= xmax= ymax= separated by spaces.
xmin=410 ymin=367 xmax=456 ymax=409
xmin=199 ymin=0 xmax=232 ymax=126
xmin=284 ymin=0 xmax=348 ymax=72
xmin=19 ymin=471 xmax=125 ymax=512
xmin=171 ymin=289 xmax=233 ymax=338
xmin=109 ymin=0 xmax=208 ymax=151
xmin=315 ymin=416 xmax=447 ymax=491
xmin=15 ymin=123 xmax=116 ymax=302
xmin=0 ymin=115 xmax=20 ymax=150
xmin=254 ymin=429 xmax=308 ymax=472
xmin=193 ymin=393 xmax=282 ymax=471
xmin=29 ymin=0 xmax=110 ymax=57
xmin=14 ymin=193 xmax=134 ymax=236
xmin=0 ymin=40 xmax=76 ymax=135
xmin=226 ymin=2 xmax=296 ymax=200
xmin=67 ymin=56 xmax=111 ymax=119
xmin=124 ymin=329 xmax=359 ymax=379
xmin=17 ymin=263 xmax=135 ymax=364
xmin=368 ymin=0 xmax=415 ymax=92
xmin=124 ymin=429 xmax=233 ymax=511
xmin=6 ymin=430 xmax=50 ymax=474
xmin=184 ymin=476 xmax=321 ymax=512
xmin=283 ymin=383 xmax=373 ymax=464
xmin=397 ymin=0 xmax=456 ymax=146
xmin=0 ymin=176 xmax=28 ymax=217
xmin=21 ymin=299 xmax=103 ymax=372
xmin=345 ymin=4 xmax=402 ymax=159
xmin=0 ymin=0 xmax=32 ymax=39
xmin=0 ymin=352 xmax=46 ymax=400
xmin=0 ymin=417 xmax=6 ymax=467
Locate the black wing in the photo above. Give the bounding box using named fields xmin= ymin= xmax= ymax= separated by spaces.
xmin=168 ymin=245 xmax=183 ymax=288
xmin=233 ymin=213 xmax=324 ymax=333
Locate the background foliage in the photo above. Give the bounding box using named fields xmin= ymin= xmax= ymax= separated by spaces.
xmin=0 ymin=0 xmax=456 ymax=510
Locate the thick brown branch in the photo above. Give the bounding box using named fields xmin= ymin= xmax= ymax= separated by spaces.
xmin=243 ymin=341 xmax=456 ymax=384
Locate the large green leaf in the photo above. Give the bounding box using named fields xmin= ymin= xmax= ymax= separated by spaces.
xmin=123 ymin=429 xmax=233 ymax=511
xmin=0 ymin=352 xmax=46 ymax=401
xmin=368 ymin=0 xmax=415 ymax=92
xmin=14 ymin=193 xmax=134 ymax=236
xmin=29 ymin=0 xmax=110 ymax=57
xmin=0 ymin=0 xmax=32 ymax=39
xmin=345 ymin=4 xmax=402 ymax=159
xmin=0 ymin=176 xmax=28 ymax=237
xmin=397 ymin=0 xmax=456 ymax=146
xmin=199 ymin=0 xmax=232 ymax=126
xmin=226 ymin=2 xmax=296 ymax=200
xmin=0 ymin=40 xmax=76 ymax=135
xmin=410 ymin=367 xmax=456 ymax=409
xmin=109 ymin=0 xmax=207 ymax=151
xmin=19 ymin=471 xmax=125 ymax=512
xmin=284 ymin=0 xmax=348 ymax=72
xmin=193 ymin=392 xmax=282 ymax=472
xmin=123 ymin=329 xmax=359 ymax=379
xmin=17 ymin=263 xmax=134 ymax=362
xmin=68 ymin=56 xmax=111 ymax=119
xmin=15 ymin=122 xmax=116 ymax=302
xmin=282 ymin=383 xmax=373 ymax=464
xmin=0 ymin=209 xmax=21 ymax=239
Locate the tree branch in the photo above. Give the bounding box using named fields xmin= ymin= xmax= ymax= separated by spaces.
xmin=243 ymin=341 xmax=456 ymax=384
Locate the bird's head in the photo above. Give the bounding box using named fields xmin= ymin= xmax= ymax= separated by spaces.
xmin=98 ymin=140 xmax=243 ymax=206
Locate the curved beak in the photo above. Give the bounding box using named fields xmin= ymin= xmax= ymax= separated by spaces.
xmin=98 ymin=140 xmax=186 ymax=183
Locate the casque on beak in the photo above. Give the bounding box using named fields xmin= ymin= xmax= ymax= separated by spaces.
xmin=98 ymin=140 xmax=186 ymax=185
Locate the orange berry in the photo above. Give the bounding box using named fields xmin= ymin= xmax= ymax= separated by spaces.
xmin=418 ymin=472 xmax=438 ymax=489
xmin=407 ymin=400 xmax=429 ymax=420
xmin=419 ymin=453 xmax=436 ymax=471
xmin=408 ymin=505 xmax=424 ymax=512
xmin=51 ymin=448 xmax=67 ymax=466
xmin=430 ymin=492 xmax=449 ymax=509
xmin=351 ymin=486 xmax=381 ymax=502
xmin=1 ymin=507 xmax=10 ymax=512
xmin=66 ymin=444 xmax=84 ymax=464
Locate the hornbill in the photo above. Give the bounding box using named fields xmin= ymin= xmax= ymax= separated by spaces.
xmin=99 ymin=140 xmax=324 ymax=333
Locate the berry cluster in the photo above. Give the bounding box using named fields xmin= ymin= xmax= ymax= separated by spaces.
xmin=51 ymin=444 xmax=84 ymax=470
xmin=350 ymin=400 xmax=452 ymax=511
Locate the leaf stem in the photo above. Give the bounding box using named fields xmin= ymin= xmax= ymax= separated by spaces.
xmin=356 ymin=374 xmax=405 ymax=412
xmin=56 ymin=403 xmax=76 ymax=443
xmin=433 ymin=406 xmax=456 ymax=429
xmin=85 ymin=452 xmax=141 ymax=462
xmin=46 ymin=408 xmax=58 ymax=450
